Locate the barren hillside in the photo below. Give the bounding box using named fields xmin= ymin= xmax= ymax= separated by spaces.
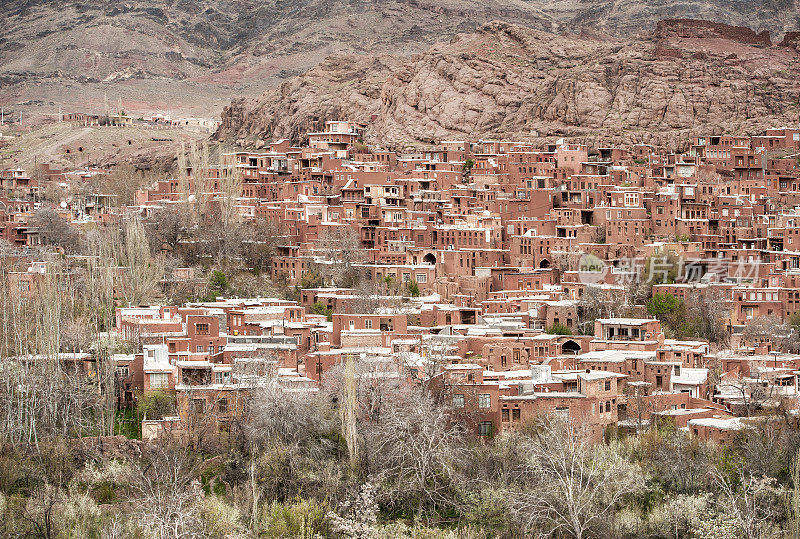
xmin=215 ymin=19 xmax=800 ymax=149
xmin=1 ymin=1 xmax=798 ymax=122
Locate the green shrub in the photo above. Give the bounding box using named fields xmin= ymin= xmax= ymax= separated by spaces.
xmin=259 ymin=499 xmax=331 ymax=537
xmin=546 ymin=322 xmax=572 ymax=335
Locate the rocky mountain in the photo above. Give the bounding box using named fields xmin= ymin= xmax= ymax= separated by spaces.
xmin=215 ymin=19 xmax=800 ymax=148
xmin=1 ymin=1 xmax=799 ymax=121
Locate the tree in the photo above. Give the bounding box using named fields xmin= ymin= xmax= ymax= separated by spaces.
xmin=685 ymin=287 xmax=731 ymax=346
xmin=100 ymin=164 xmax=155 ymax=206
xmin=710 ymin=464 xmax=784 ymax=539
xmin=241 ymin=218 xmax=286 ymax=274
xmin=313 ymin=226 xmax=366 ymax=288
xmin=743 ymin=315 xmax=800 ymax=353
xmin=310 ymin=301 xmax=333 ymax=321
xmin=643 ymin=249 xmax=682 ymax=285
xmin=30 ymin=208 xmax=79 ymax=253
xmin=406 ymin=280 xmax=420 ymax=297
xmin=245 ymin=381 xmax=333 ymax=454
xmin=462 ymin=159 xmax=475 ymax=182
xmin=341 ymin=355 xmax=359 ymax=471
xmin=577 ymin=285 xmax=623 ymax=334
xmin=547 ymin=322 xmax=572 ymax=335
xmin=208 ymin=270 xmax=228 ymax=300
xmin=126 ymin=443 xmax=203 ymax=537
xmin=510 ymin=417 xmax=644 ymax=539
xmin=593 ymin=225 xmax=606 ymax=244
xmin=647 ymin=292 xmax=680 ymax=319
xmin=145 ymin=206 xmax=192 ymax=255
xmin=718 ymin=370 xmax=777 ymax=417
xmin=364 ymin=386 xmax=467 ymax=519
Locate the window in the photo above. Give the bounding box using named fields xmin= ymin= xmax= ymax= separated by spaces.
xmin=365 ymin=319 xmax=373 ymax=330
xmin=416 ymin=273 xmax=427 ymax=283
xmin=195 ymin=323 xmax=209 ymax=335
xmin=196 ymin=345 xmax=204 ymax=353
xmin=512 ymin=408 xmax=520 ymax=421
xmin=116 ymin=366 xmax=129 ymax=378
xmin=218 ymin=398 xmax=228 ymax=413
xmin=215 ymin=371 xmax=231 ymax=385
xmin=150 ymin=373 xmax=168 ymax=389
xmin=478 ymin=393 xmax=491 ymax=409
xmin=192 ymin=398 xmax=205 ymax=413
xmin=605 ymin=380 xmax=611 ymax=391
xmin=478 ymin=421 xmax=493 ymax=437
xmin=502 ymin=409 xmax=510 ymax=421
xmin=453 ymin=394 xmax=465 ymax=408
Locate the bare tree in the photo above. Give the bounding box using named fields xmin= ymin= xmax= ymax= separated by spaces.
xmin=0 ymin=266 xmax=106 ymax=444
xmin=686 ymin=287 xmax=731 ymax=346
xmin=245 ymin=381 xmax=333 ymax=455
xmin=509 ymin=416 xmax=644 ymax=539
xmin=30 ymin=208 xmax=79 ymax=253
xmin=341 ymin=355 xmax=359 ymax=471
xmin=718 ymin=370 xmax=777 ymax=417
xmin=126 ymin=443 xmax=203 ymax=538
xmin=710 ymin=466 xmax=784 ymax=539
xmin=743 ymin=315 xmax=800 ymax=353
xmin=313 ymin=226 xmax=366 ymax=288
xmin=363 ymin=386 xmax=466 ymax=519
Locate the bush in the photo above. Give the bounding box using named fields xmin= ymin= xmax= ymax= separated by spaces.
xmin=646 ymin=293 xmax=679 ymax=319
xmin=259 ymin=499 xmax=332 ymax=537
xmin=310 ymin=301 xmax=333 ymax=321
xmin=406 ymin=280 xmax=421 ymax=297
xmin=546 ymin=322 xmax=572 ymax=335
xmin=198 ymin=496 xmax=245 ymax=538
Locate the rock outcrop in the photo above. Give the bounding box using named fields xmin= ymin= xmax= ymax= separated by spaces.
xmin=216 ymin=20 xmax=800 ymax=149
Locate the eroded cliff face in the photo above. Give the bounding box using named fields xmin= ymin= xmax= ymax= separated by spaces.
xmin=216 ymin=56 xmax=402 ymax=147
xmin=216 ymin=20 xmax=800 ymax=149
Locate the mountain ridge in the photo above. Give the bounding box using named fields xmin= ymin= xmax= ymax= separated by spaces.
xmin=1 ymin=1 xmax=799 ymax=121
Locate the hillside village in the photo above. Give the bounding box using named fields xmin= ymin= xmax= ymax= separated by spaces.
xmin=3 ymin=120 xmax=800 ymax=448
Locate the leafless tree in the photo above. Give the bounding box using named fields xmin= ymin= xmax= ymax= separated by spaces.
xmin=126 ymin=442 xmax=203 ymax=538
xmin=313 ymin=226 xmax=366 ymax=288
xmin=577 ymin=285 xmax=624 ymax=334
xmin=718 ymin=371 xmax=777 ymax=417
xmin=509 ymin=416 xmax=644 ymax=539
xmin=743 ymin=315 xmax=800 ymax=353
xmin=0 ymin=266 xmax=106 ymax=444
xmin=30 ymin=208 xmax=79 ymax=253
xmin=145 ymin=206 xmax=192 ymax=255
xmin=363 ymin=386 xmax=467 ymax=519
xmin=341 ymin=355 xmax=359 ymax=471
xmin=686 ymin=287 xmax=731 ymax=346
xmin=245 ymin=381 xmax=333 ymax=455
xmin=710 ymin=466 xmax=784 ymax=539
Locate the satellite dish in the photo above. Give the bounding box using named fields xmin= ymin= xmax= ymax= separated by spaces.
xmin=60 ymin=201 xmax=67 ymax=209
